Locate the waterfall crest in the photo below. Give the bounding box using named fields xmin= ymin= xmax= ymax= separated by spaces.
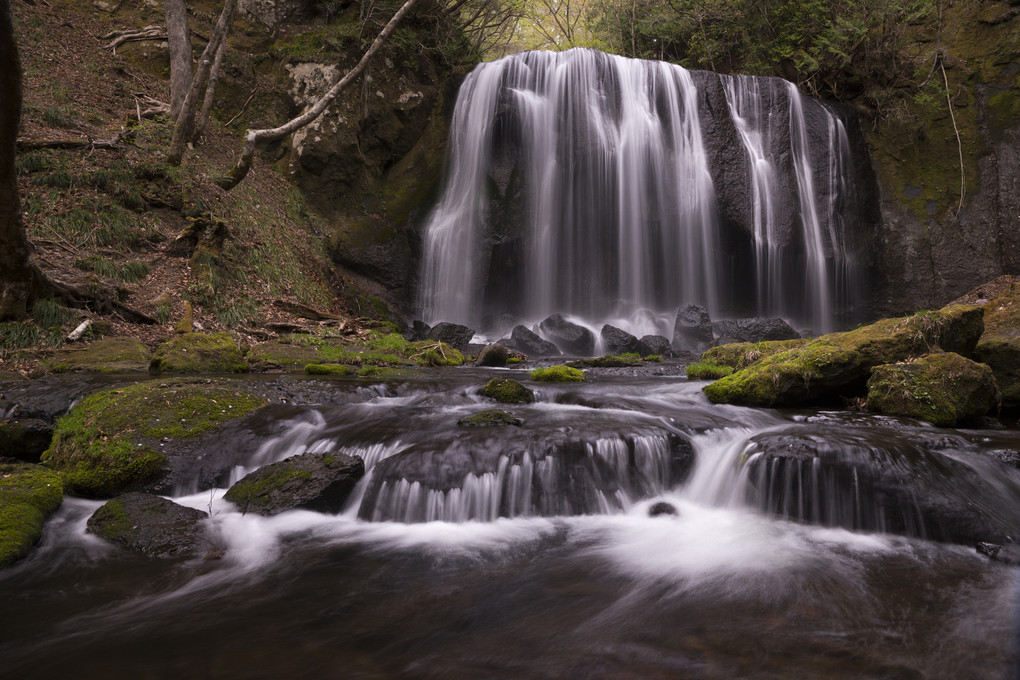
xmin=418 ymin=48 xmax=867 ymax=335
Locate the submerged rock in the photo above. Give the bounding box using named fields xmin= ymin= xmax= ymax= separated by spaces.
xmin=867 ymin=353 xmax=1000 ymax=426
xmin=712 ymin=317 xmax=800 ymax=344
xmin=0 ymin=460 xmax=63 ymax=569
xmin=704 ymin=305 xmax=985 ymax=407
xmin=671 ymin=304 xmax=714 ymax=357
xmin=539 ymin=314 xmax=595 ymax=356
xmin=506 ymin=325 xmax=560 ymax=357
xmin=86 ymin=492 xmax=208 ymax=558
xmin=480 ymin=378 xmax=534 ymax=404
xmin=428 ymin=322 xmax=475 ymax=351
xmin=744 ymin=427 xmax=1020 ymax=546
xmin=457 ymin=409 xmax=522 ymax=427
xmin=648 ymin=501 xmax=678 ymax=517
xmin=225 ymin=451 xmax=365 ymax=516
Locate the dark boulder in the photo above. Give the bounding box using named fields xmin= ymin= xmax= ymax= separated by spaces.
xmin=973 ymin=282 xmax=1020 ymax=406
xmin=648 ymin=501 xmax=678 ymax=517
xmin=427 ymin=322 xmax=475 ymax=351
xmin=639 ymin=335 xmax=672 ymax=357
xmin=404 ymin=320 xmax=432 ymax=342
xmin=743 ymin=427 xmax=1020 ymax=546
xmin=505 ymin=325 xmax=561 ymax=357
xmin=457 ymin=409 xmax=522 ymax=427
xmin=712 ymin=317 xmax=800 ymax=345
xmin=600 ymin=324 xmax=646 ymax=356
xmin=539 ymin=314 xmax=595 ymax=356
xmin=0 ymin=419 xmax=53 ymax=463
xmin=224 ymin=452 xmax=365 ymax=516
xmin=671 ymin=304 xmax=714 ymax=357
xmin=476 ymin=343 xmax=509 ymax=367
xmin=86 ymin=492 xmax=208 ymax=558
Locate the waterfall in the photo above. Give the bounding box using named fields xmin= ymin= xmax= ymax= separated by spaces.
xmin=417 ymin=48 xmax=867 ymax=335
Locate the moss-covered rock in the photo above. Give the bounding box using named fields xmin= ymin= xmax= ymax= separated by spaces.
xmin=50 ymin=336 xmax=150 ymax=374
xmin=42 ymin=379 xmax=267 ymax=497
xmin=480 ymin=378 xmax=534 ymax=404
xmin=224 ymin=451 xmax=364 ymax=516
xmin=304 ymin=363 xmax=356 ymax=375
xmin=704 ymin=305 xmax=984 ymax=407
xmin=699 ymin=339 xmax=809 ymax=370
xmin=530 ymin=365 xmax=587 ymax=382
xmin=866 ymin=353 xmax=1000 ymax=427
xmin=0 ymin=460 xmax=63 ymax=569
xmin=150 ymin=332 xmax=249 ymax=374
xmin=86 ymin=492 xmax=208 ymax=558
xmin=973 ymin=283 xmax=1020 ymax=406
xmin=567 ymin=354 xmax=643 ymax=368
xmin=685 ymin=361 xmax=734 ymax=380
xmin=475 ymin=343 xmax=509 ymax=367
xmin=248 ymin=339 xmax=326 ymax=370
xmin=457 ymin=409 xmax=522 ymax=427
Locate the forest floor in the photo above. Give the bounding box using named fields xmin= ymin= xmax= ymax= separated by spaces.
xmin=4 ymin=0 xmax=374 ymax=376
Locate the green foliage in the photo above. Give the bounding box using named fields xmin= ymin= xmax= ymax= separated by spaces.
xmin=31 ymin=298 xmax=74 ymax=330
xmin=74 ymin=256 xmax=150 ymax=283
xmin=568 ymin=354 xmax=642 ymax=368
xmin=305 ymin=363 xmax=356 ymax=375
xmin=214 ymin=297 xmax=260 ymax=328
xmin=685 ymin=361 xmax=733 ymax=380
xmin=530 ymin=365 xmax=586 ymax=382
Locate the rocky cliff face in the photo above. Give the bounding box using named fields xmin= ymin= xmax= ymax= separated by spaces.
xmin=867 ymin=1 xmax=1020 ymax=316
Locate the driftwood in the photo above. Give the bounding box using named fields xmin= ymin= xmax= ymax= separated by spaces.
xmin=66 ymin=319 xmax=92 ymax=342
xmin=16 ymin=135 xmax=122 ymax=151
xmin=102 ymin=24 xmax=167 ymax=53
xmin=273 ymin=300 xmax=344 ymax=322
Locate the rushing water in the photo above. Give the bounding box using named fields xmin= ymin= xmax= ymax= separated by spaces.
xmin=418 ymin=49 xmax=867 ymax=336
xmin=3 ymin=370 xmax=1019 ymax=679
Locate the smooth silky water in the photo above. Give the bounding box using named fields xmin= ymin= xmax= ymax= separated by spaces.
xmin=2 ymin=369 xmax=1019 ymax=679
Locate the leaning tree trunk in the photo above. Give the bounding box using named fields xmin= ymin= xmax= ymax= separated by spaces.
xmin=165 ymin=0 xmax=193 ymax=121
xmin=0 ymin=0 xmax=48 ymax=321
xmin=215 ymin=0 xmax=422 ymax=190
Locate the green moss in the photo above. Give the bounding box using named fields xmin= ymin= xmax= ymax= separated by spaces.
xmin=700 ymin=339 xmax=809 ymax=370
xmin=42 ymin=379 xmax=267 ymax=497
xmin=85 ymin=498 xmax=132 ymax=542
xmin=530 ymin=365 xmax=587 ymax=383
xmin=685 ymin=361 xmax=734 ymax=380
xmin=150 ymin=332 xmax=249 ymax=374
xmin=457 ymin=409 xmax=522 ymax=427
xmin=223 ymin=465 xmax=312 ymax=512
xmin=305 ymin=363 xmax=356 ymax=375
xmin=866 ymin=353 xmax=1000 ymax=427
xmin=408 ymin=341 xmax=465 ymax=366
xmin=50 ymin=336 xmax=150 ymax=374
xmin=704 ymin=305 xmax=984 ymax=407
xmin=481 ymin=378 xmax=534 ymax=404
xmin=973 ymin=284 xmax=1020 ymax=405
xmin=568 ymin=355 xmax=642 ymax=368
xmin=249 ymin=339 xmax=325 ymax=370
xmin=0 ymin=461 xmax=63 ymax=568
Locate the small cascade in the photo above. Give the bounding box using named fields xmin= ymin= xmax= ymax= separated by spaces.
xmin=418 ymin=48 xmax=871 ymax=336
xmin=357 ymin=433 xmax=691 ymax=522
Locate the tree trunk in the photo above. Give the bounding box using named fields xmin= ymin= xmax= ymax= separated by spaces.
xmin=191 ymin=22 xmax=229 ymax=142
xmin=167 ymin=0 xmax=237 ymax=165
xmin=0 ymin=0 xmax=47 ymax=321
xmin=165 ymin=0 xmax=193 ymax=121
xmin=216 ymin=0 xmax=422 ymax=191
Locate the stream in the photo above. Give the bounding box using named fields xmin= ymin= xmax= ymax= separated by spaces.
xmin=2 ymin=367 xmax=1019 ymax=679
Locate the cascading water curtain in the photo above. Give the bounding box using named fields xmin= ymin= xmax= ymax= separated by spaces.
xmin=418 ymin=48 xmax=862 ymax=335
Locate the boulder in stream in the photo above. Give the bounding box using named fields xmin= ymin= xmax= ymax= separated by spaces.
xmin=671 ymin=304 xmax=715 ymax=358
xmin=704 ymin=304 xmax=985 ymax=407
xmin=224 ymin=451 xmax=365 ymax=516
xmin=480 ymin=378 xmax=534 ymax=404
xmin=539 ymin=314 xmax=595 ymax=356
xmin=505 ymin=325 xmax=561 ymax=357
xmin=427 ymin=322 xmax=475 ymax=351
xmin=600 ymin=324 xmax=647 ymax=356
xmin=86 ymin=492 xmax=209 ymax=558
xmin=866 ymin=352 xmax=1000 ymax=427
xmin=712 ymin=317 xmax=800 ymax=344
xmin=476 ymin=343 xmax=509 ymax=367
xmin=638 ymin=335 xmax=672 ymax=357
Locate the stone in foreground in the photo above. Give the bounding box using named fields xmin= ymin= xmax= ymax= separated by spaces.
xmin=87 ymin=492 xmax=208 ymax=558
xmin=225 ymin=451 xmax=365 ymax=516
